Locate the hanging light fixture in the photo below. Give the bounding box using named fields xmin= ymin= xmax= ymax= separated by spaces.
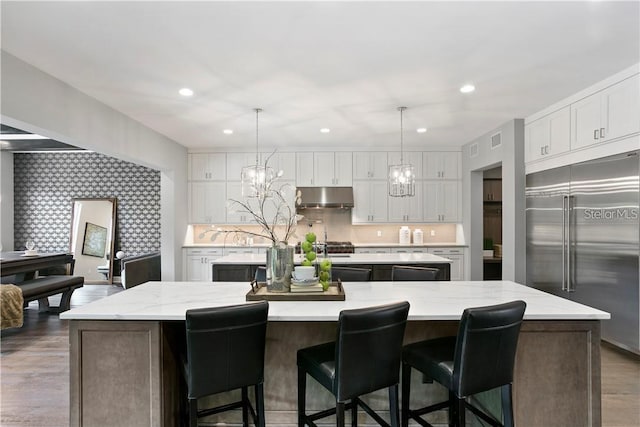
xmin=241 ymin=108 xmax=275 ymax=198
xmin=388 ymin=106 xmax=415 ymax=197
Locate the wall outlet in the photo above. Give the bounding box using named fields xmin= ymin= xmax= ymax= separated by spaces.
xmin=377 ymin=230 xmax=382 ymax=237
xmin=430 ymin=229 xmax=436 ymax=236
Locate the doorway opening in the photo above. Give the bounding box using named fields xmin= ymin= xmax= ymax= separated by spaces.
xmin=483 ymin=166 xmax=502 ymax=280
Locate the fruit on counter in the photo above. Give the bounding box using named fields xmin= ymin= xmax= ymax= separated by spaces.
xmin=320 ymin=280 xmax=330 ymax=291
xmin=319 ymin=271 xmax=330 ymax=281
xmin=320 ymin=259 xmax=332 ymax=271
xmin=305 ymin=232 xmax=316 ymax=243
xmin=301 ymin=259 xmax=312 ymax=267
xmin=305 ymin=251 xmax=317 ymax=262
xmin=301 ymin=240 xmax=313 ymax=253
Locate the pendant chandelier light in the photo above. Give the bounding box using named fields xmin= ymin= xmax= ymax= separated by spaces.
xmin=241 ymin=108 xmax=275 ymax=198
xmin=388 ymin=106 xmax=415 ymax=197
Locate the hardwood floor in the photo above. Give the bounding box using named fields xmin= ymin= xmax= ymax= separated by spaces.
xmin=1 ymin=284 xmax=639 ymax=426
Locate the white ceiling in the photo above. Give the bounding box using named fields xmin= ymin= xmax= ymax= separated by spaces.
xmin=1 ymin=1 xmax=639 ymax=150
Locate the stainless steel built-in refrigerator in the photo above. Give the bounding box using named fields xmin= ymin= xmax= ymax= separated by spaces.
xmin=526 ymin=152 xmax=640 ymax=353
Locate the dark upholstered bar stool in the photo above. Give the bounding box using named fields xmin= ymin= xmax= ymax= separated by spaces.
xmin=182 ymin=301 xmax=269 ymax=427
xmin=401 ymin=300 xmax=526 ymax=427
xmin=391 ymin=266 xmax=439 ymax=281
xmin=330 ymin=266 xmax=372 ymax=282
xmin=297 ymin=301 xmax=410 ymax=427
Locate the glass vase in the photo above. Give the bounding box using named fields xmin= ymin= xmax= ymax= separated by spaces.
xmin=266 ymin=243 xmax=294 ymax=292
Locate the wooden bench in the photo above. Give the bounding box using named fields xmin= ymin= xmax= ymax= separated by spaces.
xmin=19 ymin=275 xmax=84 ymax=313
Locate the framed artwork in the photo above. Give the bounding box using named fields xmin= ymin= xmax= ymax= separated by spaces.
xmin=82 ymin=222 xmax=108 ymax=258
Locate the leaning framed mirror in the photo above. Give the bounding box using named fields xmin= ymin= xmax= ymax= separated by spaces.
xmin=69 ymin=198 xmax=117 ymax=283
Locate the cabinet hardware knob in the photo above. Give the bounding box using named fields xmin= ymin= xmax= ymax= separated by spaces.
xmin=593 ymin=129 xmax=599 ymax=140
xmin=599 ymin=128 xmax=605 ymax=139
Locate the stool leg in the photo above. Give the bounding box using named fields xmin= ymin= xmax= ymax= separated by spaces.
xmin=298 ymin=367 xmax=306 ymax=427
xmin=241 ymin=386 xmax=249 ymax=427
xmin=337 ymin=401 xmax=346 ymax=427
xmin=256 ymin=382 xmax=266 ymax=427
xmin=401 ymin=363 xmax=410 ymax=427
xmin=389 ymin=384 xmax=400 ymax=427
xmin=448 ymin=391 xmax=457 ymax=427
xmin=455 ymin=397 xmax=465 ymax=427
xmin=188 ymin=398 xmax=198 ymax=427
xmin=351 ymin=399 xmax=358 ymax=426
xmin=501 ymin=384 xmax=514 ymax=427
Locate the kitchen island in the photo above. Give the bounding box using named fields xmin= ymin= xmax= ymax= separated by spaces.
xmin=212 ymin=252 xmax=453 ymax=281
xmin=61 ymin=280 xmax=608 ymax=427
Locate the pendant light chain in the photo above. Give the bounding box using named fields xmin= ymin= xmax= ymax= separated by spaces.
xmin=399 ymin=106 xmax=406 ymax=165
xmin=255 ymin=108 xmax=262 ymax=164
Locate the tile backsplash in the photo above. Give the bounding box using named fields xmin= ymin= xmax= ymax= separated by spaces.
xmin=191 ymin=209 xmax=458 ymax=245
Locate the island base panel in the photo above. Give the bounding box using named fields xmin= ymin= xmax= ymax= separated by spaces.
xmin=69 ymin=319 xmax=601 ymax=426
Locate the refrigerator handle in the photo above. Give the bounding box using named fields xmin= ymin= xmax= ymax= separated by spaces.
xmin=567 ymin=195 xmax=575 ymax=292
xmin=562 ymin=195 xmax=567 ymax=291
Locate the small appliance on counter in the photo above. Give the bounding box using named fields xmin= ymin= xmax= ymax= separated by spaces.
xmin=399 ymin=226 xmax=411 ymax=245
xmin=413 ymin=229 xmax=423 ymax=245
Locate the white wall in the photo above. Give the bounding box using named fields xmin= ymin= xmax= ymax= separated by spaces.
xmin=461 ymin=119 xmax=526 ymax=283
xmin=0 ymin=51 xmax=188 ymax=280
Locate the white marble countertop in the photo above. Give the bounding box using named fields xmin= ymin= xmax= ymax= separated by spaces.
xmin=60 ymin=280 xmax=610 ymax=321
xmin=183 ymin=242 xmax=466 ymax=249
xmin=212 ymin=252 xmax=453 ymax=265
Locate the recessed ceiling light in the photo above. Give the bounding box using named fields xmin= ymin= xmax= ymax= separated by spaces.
xmin=320 ymin=128 xmax=331 ymax=134
xmin=179 ymin=87 xmax=194 ymax=97
xmin=223 ymin=129 xmax=233 ymax=135
xmin=416 ymin=128 xmax=428 ymax=134
xmin=460 ymin=84 xmax=475 ymax=94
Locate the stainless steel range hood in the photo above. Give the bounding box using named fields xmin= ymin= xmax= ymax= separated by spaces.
xmin=296 ymin=187 xmax=354 ymax=209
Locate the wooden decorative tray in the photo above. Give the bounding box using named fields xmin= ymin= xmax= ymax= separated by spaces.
xmin=246 ymin=280 xmax=345 ymax=301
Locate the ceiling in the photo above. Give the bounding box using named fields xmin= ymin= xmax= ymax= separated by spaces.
xmin=1 ymin=1 xmax=639 ymax=151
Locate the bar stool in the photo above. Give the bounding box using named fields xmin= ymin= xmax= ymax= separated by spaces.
xmin=297 ymin=301 xmax=410 ymax=427
xmin=330 ymin=266 xmax=372 ymax=282
xmin=401 ymin=300 xmax=526 ymax=427
xmin=391 ymin=266 xmax=439 ymax=281
xmin=182 ymin=301 xmax=269 ymax=427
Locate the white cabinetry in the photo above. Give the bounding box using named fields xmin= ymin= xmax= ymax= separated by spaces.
xmin=314 ymin=152 xmax=353 ymax=186
xmin=296 ymin=152 xmax=352 ymax=186
xmin=571 ymin=74 xmax=640 ymax=150
xmin=423 ymin=181 xmax=460 ymax=222
xmin=263 ymin=152 xmax=296 ymax=181
xmin=189 ymin=153 xmax=226 ymax=181
xmin=225 ymin=182 xmax=256 ymax=224
xmin=525 ymin=106 xmax=571 ymax=162
xmin=390 ymin=247 xmax=427 ymax=254
xmin=354 ymin=247 xmax=391 ymax=254
xmin=388 ymin=181 xmax=423 ymax=223
xmin=226 ymin=153 xmax=258 ymax=181
xmin=353 ymin=152 xmax=388 ymax=180
xmin=189 ymin=182 xmax=226 ymax=224
xmin=423 ymin=152 xmax=460 ymax=180
xmin=223 ymin=247 xmax=263 ymax=255
xmin=352 ymin=181 xmax=388 ymax=223
xmin=185 ymin=248 xmax=223 ymax=281
xmin=428 ymin=247 xmax=465 ymax=281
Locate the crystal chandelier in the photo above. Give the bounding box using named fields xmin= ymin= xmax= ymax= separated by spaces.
xmin=388 ymin=106 xmax=415 ymax=197
xmin=241 ymin=108 xmax=275 ymax=198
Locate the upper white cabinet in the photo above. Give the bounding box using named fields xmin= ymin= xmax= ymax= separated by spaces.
xmin=525 ymin=106 xmax=571 ymax=162
xmin=423 ymin=152 xmax=461 ymax=180
xmin=225 ymin=152 xmax=258 ymax=181
xmin=352 ymin=181 xmax=388 ymax=223
xmin=314 ymin=152 xmax=353 ymax=186
xmin=189 ymin=153 xmax=226 ymax=181
xmin=571 ymin=74 xmax=640 ymax=150
xmin=262 ymin=151 xmax=296 ymax=181
xmin=189 ymin=182 xmax=226 ymax=224
xmin=353 ymin=152 xmax=388 ymax=180
xmin=423 ymin=181 xmax=460 ymax=223
xmin=297 ymin=152 xmax=352 ymax=186
xmin=388 ymin=181 xmax=423 ymax=223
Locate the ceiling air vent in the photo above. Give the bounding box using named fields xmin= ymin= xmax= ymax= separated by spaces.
xmin=491 ymin=132 xmax=502 ymax=149
xmin=470 ymin=143 xmax=479 ymax=158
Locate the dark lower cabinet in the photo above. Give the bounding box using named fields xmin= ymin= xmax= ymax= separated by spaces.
xmin=211 ymin=263 xmax=450 ymax=282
